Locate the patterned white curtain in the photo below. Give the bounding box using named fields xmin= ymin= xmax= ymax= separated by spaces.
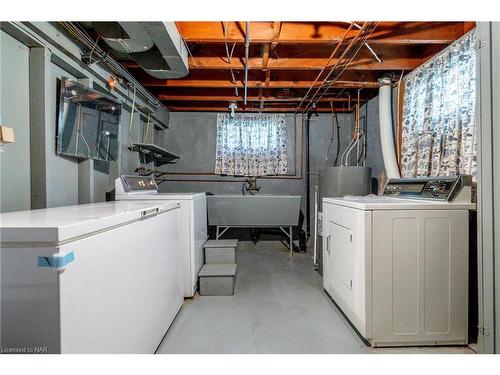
xmin=400 ymin=29 xmax=477 ymax=180
xmin=215 ymin=113 xmax=288 ymax=176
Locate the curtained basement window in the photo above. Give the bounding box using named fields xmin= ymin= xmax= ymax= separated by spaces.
xmin=215 ymin=113 xmax=288 ymax=176
xmin=400 ymin=28 xmax=477 ymax=181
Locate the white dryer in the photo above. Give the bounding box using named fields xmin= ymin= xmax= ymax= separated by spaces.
xmin=116 ymin=175 xmax=207 ymax=298
xmin=322 ymin=175 xmax=475 ymax=347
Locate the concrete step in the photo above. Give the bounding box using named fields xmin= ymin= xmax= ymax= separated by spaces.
xmin=204 ymin=239 xmax=238 ymax=248
xmin=198 ymin=264 xmax=237 ymax=296
xmin=204 ymin=239 xmax=238 ymax=264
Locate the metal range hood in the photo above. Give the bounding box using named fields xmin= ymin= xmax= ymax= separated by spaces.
xmin=92 ymin=22 xmax=189 ymax=79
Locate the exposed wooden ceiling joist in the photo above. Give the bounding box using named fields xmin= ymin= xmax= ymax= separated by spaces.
xmin=158 ymin=95 xmax=365 ymax=103
xmin=176 ymin=21 xmax=475 ymax=45
xmin=165 ymin=106 xmax=353 ymax=113
xmin=141 ymin=79 xmax=379 ymax=89
xmin=80 ymin=21 xmax=475 ymax=112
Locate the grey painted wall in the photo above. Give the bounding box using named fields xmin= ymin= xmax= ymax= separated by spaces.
xmin=1 ymin=23 xmax=168 ymax=211
xmin=158 ymin=91 xmax=398 ymax=243
xmin=0 ymin=31 xmax=31 ymax=213
xmin=160 ymin=111 xmax=356 ymax=239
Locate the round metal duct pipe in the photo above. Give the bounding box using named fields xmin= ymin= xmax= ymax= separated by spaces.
xmin=378 ymin=77 xmax=400 ymax=178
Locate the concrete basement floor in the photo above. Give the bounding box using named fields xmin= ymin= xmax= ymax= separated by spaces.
xmin=156 ymin=241 xmax=474 ymax=354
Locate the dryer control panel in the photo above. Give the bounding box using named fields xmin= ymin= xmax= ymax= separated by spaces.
xmin=383 ymin=175 xmax=472 ymax=202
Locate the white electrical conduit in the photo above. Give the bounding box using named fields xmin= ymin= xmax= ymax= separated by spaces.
xmin=351 ymin=22 xmax=382 ymax=63
xmin=244 ymin=22 xmax=250 ymax=105
xmin=313 ymin=185 xmax=319 ymax=267
xmin=223 ymin=22 xmax=239 ymax=97
xmin=128 ymin=85 xmax=137 ymax=147
xmin=378 ymin=77 xmax=401 ymax=178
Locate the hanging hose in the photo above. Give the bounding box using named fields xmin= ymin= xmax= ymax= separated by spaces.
xmin=325 ymin=102 xmax=341 ymax=167
xmin=128 ymin=85 xmax=137 ymax=147
xmin=356 ymin=109 xmax=368 ymax=166
xmin=341 ymin=136 xmax=358 ymax=166
xmin=341 ymin=90 xmax=364 ymax=166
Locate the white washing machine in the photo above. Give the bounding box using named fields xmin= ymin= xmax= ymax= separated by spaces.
xmin=322 ymin=175 xmax=476 ymax=347
xmin=115 ymin=175 xmax=207 ymax=298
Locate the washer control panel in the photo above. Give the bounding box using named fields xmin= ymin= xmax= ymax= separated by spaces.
xmin=383 ymin=175 xmax=472 ymax=202
xmin=121 ymin=175 xmax=158 ymax=193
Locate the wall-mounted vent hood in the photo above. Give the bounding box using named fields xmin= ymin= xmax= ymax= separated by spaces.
xmin=91 ymin=22 xmax=189 ymax=80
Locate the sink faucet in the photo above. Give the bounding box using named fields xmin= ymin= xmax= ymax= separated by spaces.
xmin=244 ymin=176 xmax=261 ymax=195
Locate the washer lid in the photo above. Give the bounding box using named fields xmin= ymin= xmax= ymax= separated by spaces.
xmin=323 ymin=195 xmax=476 ymax=210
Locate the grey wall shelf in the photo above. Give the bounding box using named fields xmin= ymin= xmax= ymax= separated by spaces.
xmin=130 ymin=142 xmax=180 ymax=166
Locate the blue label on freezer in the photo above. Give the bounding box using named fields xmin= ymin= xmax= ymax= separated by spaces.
xmin=38 ymin=252 xmax=75 ymax=268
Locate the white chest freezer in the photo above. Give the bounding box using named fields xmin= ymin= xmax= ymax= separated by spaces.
xmin=115 ymin=175 xmax=207 ymax=298
xmin=0 ymin=201 xmax=182 ymax=354
xmin=321 ymin=175 xmax=476 ymax=347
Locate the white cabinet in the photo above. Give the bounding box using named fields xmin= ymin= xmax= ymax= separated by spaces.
xmin=322 ymin=199 xmax=469 ymax=347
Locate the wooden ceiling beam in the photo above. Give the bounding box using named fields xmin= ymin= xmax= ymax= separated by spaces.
xmin=142 ymin=67 xmax=383 ymax=80
xmin=142 ymin=79 xmax=379 ymax=89
xmin=264 ymin=70 xmax=271 ymax=86
xmin=166 ymin=106 xmax=353 ymax=113
xmin=184 ymin=55 xmax=425 ymax=71
xmin=176 ymin=21 xmax=475 ymax=45
xmin=261 ymin=44 xmax=270 ymax=71
xmin=158 ymin=94 xmax=365 ymax=103
xmin=114 ymin=21 xmax=475 ymax=112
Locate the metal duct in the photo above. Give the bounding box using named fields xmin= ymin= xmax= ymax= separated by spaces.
xmin=92 ymin=22 xmax=189 ymax=80
xmin=134 ymin=22 xmax=189 ymax=79
xmin=378 ymin=77 xmax=400 ymax=178
xmin=93 ymin=22 xmax=154 ymax=53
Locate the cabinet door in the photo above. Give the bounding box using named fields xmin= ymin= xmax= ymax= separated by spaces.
xmin=372 ymin=209 xmax=469 ymax=346
xmin=329 ymin=222 xmax=353 ymax=290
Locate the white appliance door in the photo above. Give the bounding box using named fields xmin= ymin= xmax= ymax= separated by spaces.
xmin=329 ymin=222 xmax=354 ymax=290
xmin=58 ymin=209 xmax=182 ymax=353
xmin=372 ymin=209 xmax=468 ymax=346
xmin=322 ymin=202 xmax=372 ymax=338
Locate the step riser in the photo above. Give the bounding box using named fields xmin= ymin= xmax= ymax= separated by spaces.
xmin=200 ymin=239 xmax=238 ymax=296
xmin=205 ymin=248 xmax=236 ymax=264
xmin=199 ymin=276 xmax=235 ymax=296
